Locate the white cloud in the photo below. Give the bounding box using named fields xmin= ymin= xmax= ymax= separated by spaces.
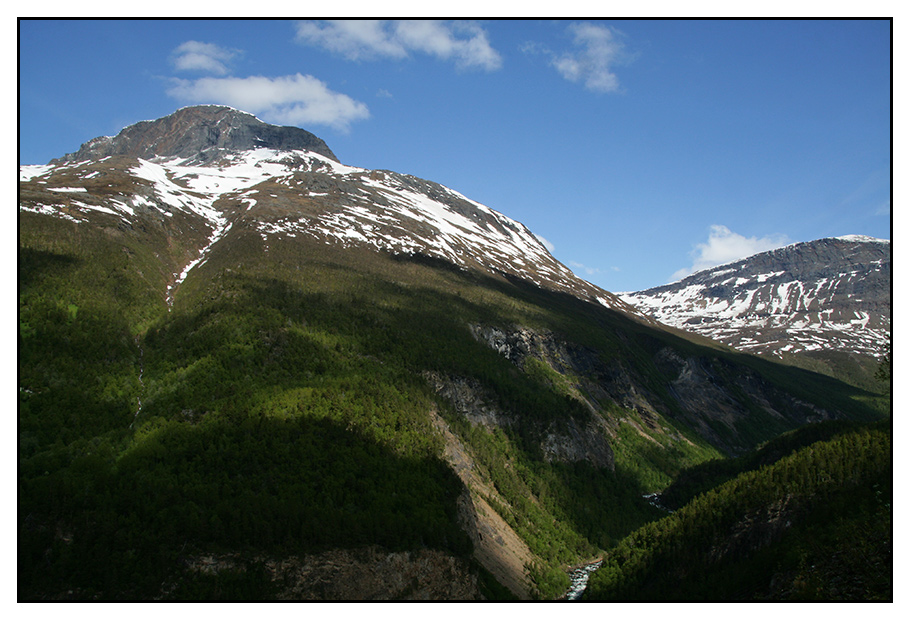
xmin=552 ymin=22 xmax=628 ymax=93
xmin=568 ymin=261 xmax=621 ymax=280
xmin=533 ymin=233 xmax=555 ymax=252
xmin=295 ymin=20 xmax=502 ymax=71
xmin=171 ymin=41 xmax=238 ymax=75
xmin=671 ymin=225 xmax=791 ymax=281
xmin=166 ymin=73 xmax=370 ymax=131
xmin=569 ymin=261 xmax=595 ymax=275
xmin=295 ymin=20 xmax=406 ymax=60
xmin=568 ymin=261 xmax=601 ymax=276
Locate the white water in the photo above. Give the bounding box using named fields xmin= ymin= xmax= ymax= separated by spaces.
xmin=565 ymin=560 xmax=603 ymax=601
xmin=129 ymin=339 xmax=145 ymax=428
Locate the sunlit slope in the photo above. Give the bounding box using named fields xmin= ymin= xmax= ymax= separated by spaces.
xmin=621 ymin=236 xmax=891 ymax=389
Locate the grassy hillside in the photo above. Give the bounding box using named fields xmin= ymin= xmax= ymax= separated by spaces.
xmin=18 ymin=214 xmax=887 ymax=599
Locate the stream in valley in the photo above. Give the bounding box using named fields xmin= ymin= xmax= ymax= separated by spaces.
xmin=564 ymin=560 xmax=603 ymax=601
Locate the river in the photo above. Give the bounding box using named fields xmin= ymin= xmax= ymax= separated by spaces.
xmin=564 ymin=560 xmax=603 ymax=601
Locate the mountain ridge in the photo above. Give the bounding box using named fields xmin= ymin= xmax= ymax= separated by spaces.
xmin=620 ymin=236 xmax=891 ymax=362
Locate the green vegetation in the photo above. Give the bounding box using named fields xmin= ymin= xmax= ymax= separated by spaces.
xmin=18 ymin=214 xmax=888 ymax=599
xmin=660 ymin=419 xmax=882 ymax=510
xmin=776 ymin=348 xmax=885 ymax=392
xmin=586 ymin=420 xmax=892 ymax=600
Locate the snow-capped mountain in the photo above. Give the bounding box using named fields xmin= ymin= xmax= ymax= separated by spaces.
xmin=20 ymin=105 xmax=633 ymax=314
xmin=620 ymin=236 xmax=891 ymax=359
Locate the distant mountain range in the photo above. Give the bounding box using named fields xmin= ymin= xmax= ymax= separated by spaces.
xmin=620 ymin=236 xmax=890 ymax=386
xmin=620 ymin=236 xmax=890 ymax=358
xmin=18 ymin=105 xmax=889 ymax=600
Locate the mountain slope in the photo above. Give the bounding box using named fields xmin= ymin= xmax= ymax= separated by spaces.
xmin=18 ymin=106 xmax=887 ymax=600
xmin=21 ymin=105 xmax=637 ymax=318
xmin=620 ymin=237 xmax=891 ymax=387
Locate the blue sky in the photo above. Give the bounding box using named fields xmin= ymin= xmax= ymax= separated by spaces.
xmin=18 ymin=18 xmax=892 ymax=292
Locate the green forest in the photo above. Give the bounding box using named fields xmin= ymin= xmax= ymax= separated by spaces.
xmin=586 ymin=420 xmax=892 ymax=600
xmin=18 ymin=212 xmax=890 ymax=600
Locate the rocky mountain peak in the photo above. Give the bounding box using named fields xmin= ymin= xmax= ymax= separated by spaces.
xmin=50 ymin=105 xmax=339 ymax=165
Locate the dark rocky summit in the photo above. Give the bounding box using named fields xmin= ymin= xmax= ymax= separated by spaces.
xmin=50 ymin=105 xmax=339 ymax=164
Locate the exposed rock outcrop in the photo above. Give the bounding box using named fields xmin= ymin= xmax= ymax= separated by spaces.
xmin=424 ymin=369 xmax=614 ymax=469
xmin=655 ymin=346 xmax=834 ymax=454
xmin=51 ymin=105 xmax=339 ymax=164
xmin=428 ymin=407 xmax=535 ymax=600
xmin=468 ymin=323 xmax=838 ymax=456
xmin=178 ymin=547 xmax=481 ymax=600
xmin=423 ymin=372 xmax=514 ymax=429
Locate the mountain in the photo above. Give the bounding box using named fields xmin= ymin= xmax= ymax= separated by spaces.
xmin=18 ymin=106 xmax=888 ymax=600
xmin=620 ymin=237 xmax=891 ymax=387
xmin=24 ymin=105 xmax=635 ymax=316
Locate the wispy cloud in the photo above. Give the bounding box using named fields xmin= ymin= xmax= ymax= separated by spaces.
xmin=671 ymin=225 xmax=791 ymax=281
xmin=166 ymin=73 xmax=369 ymax=131
xmin=171 ymin=41 xmax=239 ymax=75
xmin=534 ymin=233 xmax=555 ymax=252
xmin=551 ymin=22 xmax=631 ymax=93
xmin=569 ymin=261 xmax=620 ymax=277
xmin=295 ymin=20 xmax=502 ymax=71
xmin=569 ymin=261 xmax=598 ymax=275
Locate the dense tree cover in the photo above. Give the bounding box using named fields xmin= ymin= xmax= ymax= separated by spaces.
xmin=19 ymin=414 xmax=469 ymax=598
xmin=875 ymin=341 xmax=891 ymax=403
xmin=585 ymin=421 xmax=892 ymax=600
xmin=660 ymin=419 xmax=881 ymax=510
xmin=18 ymin=217 xmax=889 ymax=599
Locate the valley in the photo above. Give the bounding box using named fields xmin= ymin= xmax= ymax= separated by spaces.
xmin=18 ymin=106 xmax=890 ymax=601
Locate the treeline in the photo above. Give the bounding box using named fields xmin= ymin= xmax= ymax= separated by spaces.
xmin=585 ymin=420 xmax=892 ymax=600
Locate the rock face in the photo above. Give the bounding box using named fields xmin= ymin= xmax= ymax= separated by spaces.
xmin=466 ymin=323 xmax=841 ymax=456
xmin=427 ymin=407 xmax=536 ymax=600
xmin=429 ymin=325 xmax=618 ymax=471
xmin=51 ymin=105 xmax=339 ymax=164
xmin=652 ymin=347 xmax=834 ymax=454
xmin=179 ymin=548 xmax=482 ymax=600
xmin=621 ymin=236 xmax=891 ymax=359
